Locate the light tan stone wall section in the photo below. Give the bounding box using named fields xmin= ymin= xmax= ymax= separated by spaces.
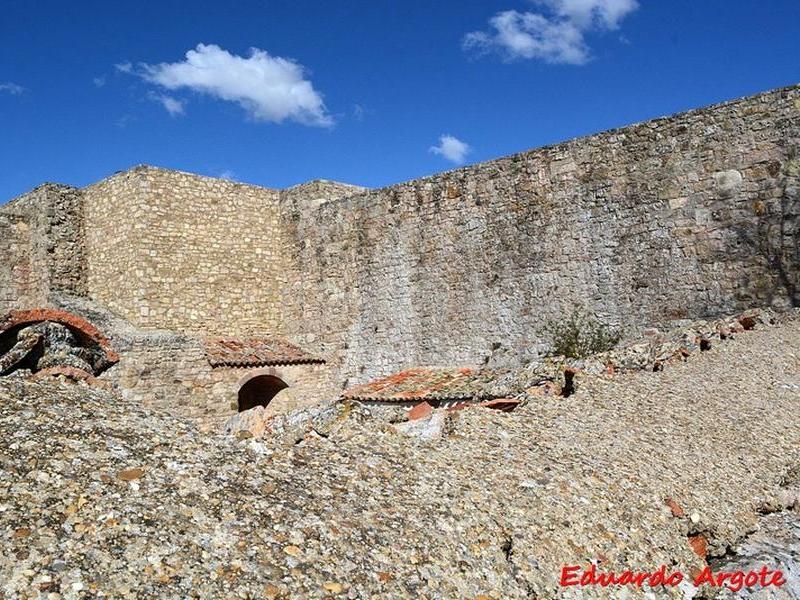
xmin=83 ymin=166 xmax=285 ymax=336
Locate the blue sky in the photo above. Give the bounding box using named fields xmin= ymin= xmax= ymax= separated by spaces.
xmin=1 ymin=0 xmax=798 ymax=202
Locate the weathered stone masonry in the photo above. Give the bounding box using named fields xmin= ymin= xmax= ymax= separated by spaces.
xmin=281 ymin=85 xmax=800 ymax=385
xmin=1 ymin=84 xmax=798 ymax=423
xmin=0 ymin=184 xmax=86 ymax=314
xmin=83 ymin=167 xmax=285 ymax=336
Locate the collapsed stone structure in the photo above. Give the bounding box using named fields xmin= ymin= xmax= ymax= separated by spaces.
xmin=0 ymin=84 xmax=798 ymax=425
xmin=0 ymin=308 xmax=119 ymax=379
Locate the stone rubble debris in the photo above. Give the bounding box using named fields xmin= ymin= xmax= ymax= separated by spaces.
xmin=516 ymin=307 xmax=781 ymax=402
xmin=223 ymin=400 xmax=373 ymax=446
xmin=0 ymin=310 xmax=798 ymax=598
xmin=392 ymin=410 xmax=450 ymax=441
xmin=228 ymin=308 xmax=786 ymax=452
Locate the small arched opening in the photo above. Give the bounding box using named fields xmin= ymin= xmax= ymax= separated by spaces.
xmin=237 ymin=375 xmax=289 ymax=412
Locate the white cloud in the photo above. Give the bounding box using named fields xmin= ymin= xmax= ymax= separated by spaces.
xmin=0 ymin=82 xmax=26 ymax=95
xmin=149 ymin=92 xmax=185 ymax=116
xmin=463 ymin=0 xmax=638 ymax=64
xmin=429 ymin=134 xmax=471 ymax=164
xmin=93 ymin=76 xmax=106 ymax=88
xmin=542 ymin=0 xmax=638 ymax=29
xmin=464 ymin=11 xmax=588 ymax=64
xmin=131 ymin=43 xmax=332 ymax=127
xmin=115 ymin=62 xmax=133 ymax=74
xmin=218 ymin=169 xmax=237 ymax=181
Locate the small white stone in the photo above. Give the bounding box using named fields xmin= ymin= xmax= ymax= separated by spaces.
xmin=668 ymin=196 xmax=688 ymax=210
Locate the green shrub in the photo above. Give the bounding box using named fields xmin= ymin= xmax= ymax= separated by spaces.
xmin=542 ymin=309 xmax=621 ymax=359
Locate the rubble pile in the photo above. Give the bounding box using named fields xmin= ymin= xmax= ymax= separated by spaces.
xmin=591 ymin=308 xmax=778 ymax=374
xmin=0 ymin=311 xmax=798 ymax=598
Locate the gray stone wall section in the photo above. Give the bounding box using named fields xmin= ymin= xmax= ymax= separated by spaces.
xmin=0 ymin=213 xmax=43 ymax=313
xmin=281 ymin=85 xmax=800 ymax=389
xmin=0 ymin=184 xmax=86 ymax=312
xmin=42 ymin=185 xmax=87 ymax=295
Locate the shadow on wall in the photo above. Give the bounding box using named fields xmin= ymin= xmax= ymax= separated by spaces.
xmin=730 ymin=150 xmax=800 ymax=308
xmin=237 ymin=374 xmax=289 ymax=412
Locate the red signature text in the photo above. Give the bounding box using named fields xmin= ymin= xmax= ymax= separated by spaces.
xmin=560 ymin=564 xmax=786 ymax=592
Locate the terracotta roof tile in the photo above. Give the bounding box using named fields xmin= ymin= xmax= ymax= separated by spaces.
xmin=204 ymin=337 xmax=324 ymax=368
xmin=342 ymin=367 xmax=517 ymax=403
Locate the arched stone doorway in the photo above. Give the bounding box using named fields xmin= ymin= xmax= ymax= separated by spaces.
xmin=237 ymin=375 xmax=289 ymax=412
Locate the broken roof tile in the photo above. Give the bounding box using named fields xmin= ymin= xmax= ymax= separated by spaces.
xmin=343 ymin=367 xmax=510 ymax=403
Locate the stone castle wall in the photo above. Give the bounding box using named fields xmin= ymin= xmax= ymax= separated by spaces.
xmin=282 ymin=179 xmax=368 ymax=210
xmin=0 ymin=184 xmax=86 ymax=313
xmin=281 ymin=85 xmax=800 ymax=387
xmin=1 ymin=85 xmax=798 ymax=407
xmin=83 ymin=166 xmax=285 ymax=336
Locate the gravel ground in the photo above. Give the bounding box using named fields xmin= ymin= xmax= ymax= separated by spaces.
xmin=0 ymin=315 xmax=799 ymax=599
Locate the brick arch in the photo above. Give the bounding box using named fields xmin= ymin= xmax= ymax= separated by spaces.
xmin=0 ymin=308 xmax=119 ymax=365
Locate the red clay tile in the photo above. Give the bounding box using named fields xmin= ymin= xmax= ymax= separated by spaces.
xmin=204 ymin=337 xmax=324 ymax=367
xmin=343 ymin=368 xmax=500 ymax=403
xmin=407 ymin=401 xmax=433 ymax=420
xmin=664 ymin=497 xmax=684 ymax=518
xmin=479 ymin=398 xmax=521 ymax=412
xmin=688 ymin=534 xmax=708 ymax=559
